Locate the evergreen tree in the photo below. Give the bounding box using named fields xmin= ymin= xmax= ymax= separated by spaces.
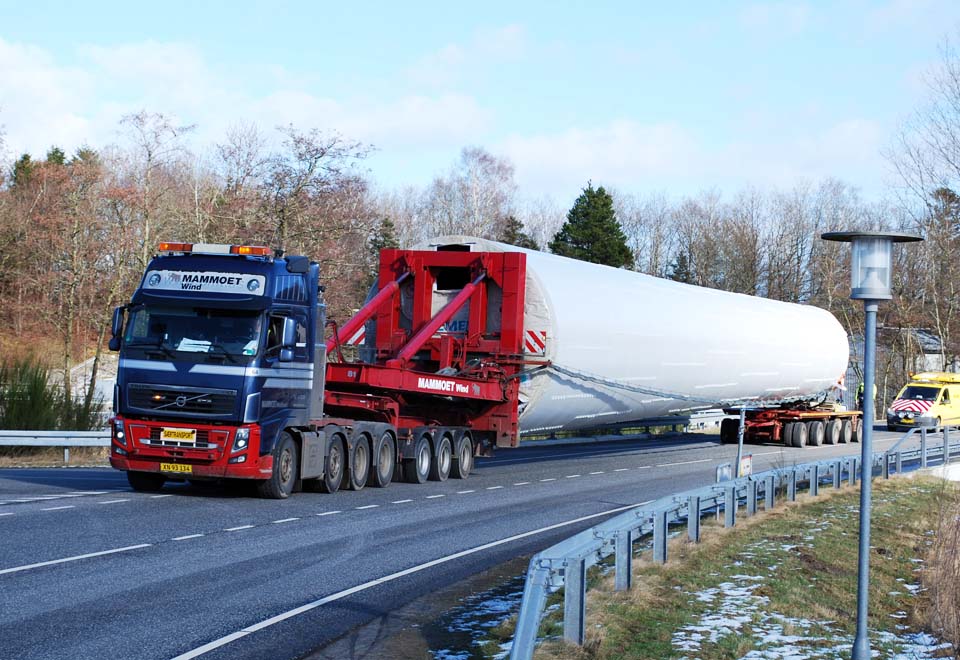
xmin=366 ymin=218 xmax=401 ymax=287
xmin=11 ymin=154 xmax=34 ymax=187
xmin=548 ymin=183 xmax=633 ymax=267
xmin=45 ymin=146 xmax=66 ymax=165
xmin=499 ymin=215 xmax=539 ymax=250
xmin=667 ymin=251 xmax=694 ymax=284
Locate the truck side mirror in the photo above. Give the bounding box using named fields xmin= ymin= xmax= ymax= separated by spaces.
xmin=109 ymin=307 xmax=125 ymax=352
xmin=279 ymin=317 xmax=297 ymax=362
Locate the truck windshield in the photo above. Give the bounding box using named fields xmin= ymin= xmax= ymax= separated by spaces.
xmin=124 ymin=306 xmax=262 ymax=358
xmin=897 ymin=386 xmax=940 ymax=401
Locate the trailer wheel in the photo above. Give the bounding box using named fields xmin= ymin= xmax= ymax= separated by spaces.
xmin=429 ymin=434 xmax=452 ymax=482
xmin=806 ymin=421 xmax=824 ymax=447
xmin=824 ymin=420 xmax=840 ymax=445
xmin=403 ymin=431 xmax=432 ymax=484
xmin=128 ymin=471 xmax=166 ymax=492
xmin=319 ymin=435 xmax=346 ymax=494
xmin=791 ymin=422 xmax=808 ymax=448
xmin=852 ymin=418 xmax=864 ymax=443
xmin=349 ymin=433 xmax=371 ymax=491
xmin=370 ymin=430 xmax=396 ymax=488
xmin=720 ymin=418 xmax=738 ymax=444
xmin=451 ymin=433 xmax=473 ymax=479
xmin=840 ymin=419 xmax=853 ymax=444
xmin=782 ymin=422 xmax=795 ymax=446
xmin=257 ymin=432 xmax=298 ymax=499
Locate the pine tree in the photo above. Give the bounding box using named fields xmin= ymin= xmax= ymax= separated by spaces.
xmin=366 ymin=218 xmax=401 ymax=287
xmin=45 ymin=146 xmax=66 ymax=165
xmin=11 ymin=154 xmax=34 ymax=187
xmin=499 ymin=216 xmax=539 ymax=250
xmin=667 ymin=251 xmax=694 ymax=284
xmin=549 ymin=183 xmax=633 ymax=267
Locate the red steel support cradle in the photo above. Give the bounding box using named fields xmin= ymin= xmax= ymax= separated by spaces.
xmin=325 ymin=271 xmax=409 ymax=354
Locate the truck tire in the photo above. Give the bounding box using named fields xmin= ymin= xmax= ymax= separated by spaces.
xmin=824 ymin=420 xmax=841 ymax=445
xmin=791 ymin=422 xmax=808 ymax=448
xmin=806 ymin=420 xmax=824 ymax=447
xmin=451 ymin=432 xmax=473 ymax=479
xmin=782 ymin=422 xmax=795 ymax=446
xmin=720 ymin=418 xmax=738 ymax=444
xmin=370 ymin=430 xmax=396 ymax=488
xmin=349 ymin=433 xmax=371 ymax=491
xmin=257 ymin=432 xmax=298 ymax=499
xmin=128 ymin=471 xmax=166 ymax=492
xmin=403 ymin=431 xmax=432 ymax=484
xmin=852 ymin=418 xmax=863 ymax=443
xmin=840 ymin=419 xmax=853 ymax=444
xmin=429 ymin=434 xmax=452 ymax=482
xmin=319 ymin=435 xmax=346 ymax=494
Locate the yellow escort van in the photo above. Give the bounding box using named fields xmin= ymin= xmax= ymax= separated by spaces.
xmin=886 ymin=372 xmax=960 ymax=431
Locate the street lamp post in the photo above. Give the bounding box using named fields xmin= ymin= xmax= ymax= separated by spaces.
xmin=821 ymin=230 xmax=922 ymax=660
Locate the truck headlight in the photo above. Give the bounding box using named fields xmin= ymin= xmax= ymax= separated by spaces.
xmin=232 ymin=428 xmax=250 ymax=452
xmin=113 ymin=418 xmax=125 ymax=441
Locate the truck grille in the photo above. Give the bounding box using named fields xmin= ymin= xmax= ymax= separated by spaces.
xmin=128 ymin=384 xmax=237 ymax=416
xmin=147 ymin=427 xmax=215 ymax=448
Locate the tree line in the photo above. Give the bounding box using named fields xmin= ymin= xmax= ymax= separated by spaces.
xmin=2 ymin=41 xmax=960 ymax=415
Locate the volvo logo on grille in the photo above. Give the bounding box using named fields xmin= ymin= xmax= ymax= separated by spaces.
xmin=175 ymin=396 xmax=187 ymax=407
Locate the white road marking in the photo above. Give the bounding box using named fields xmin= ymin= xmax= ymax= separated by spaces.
xmin=98 ymin=499 xmax=129 ymax=505
xmin=589 ymin=471 xmax=604 ymax=475
xmin=271 ymin=518 xmax=299 ymax=524
xmin=636 ymin=465 xmax=652 ymax=469
xmin=655 ymin=459 xmax=712 ymax=468
xmin=69 ymin=491 xmax=109 ymax=495
xmin=173 ymin=534 xmax=204 ymax=541
xmin=316 ymin=511 xmax=341 ymax=517
xmin=170 ymin=501 xmax=650 ymax=660
xmin=391 ymin=499 xmax=413 ymax=504
xmin=0 ymin=543 xmax=152 ymax=576
xmin=425 ymin=494 xmax=445 ymax=499
xmin=150 ymin=494 xmax=174 ymax=499
xmin=0 ymin=513 xmax=13 ymax=517
xmin=224 ymin=525 xmax=254 ymax=532
xmin=513 ymin=482 xmax=530 ymax=486
xmin=613 ymin=468 xmax=629 ymax=472
xmin=486 ymin=486 xmax=504 ymax=490
xmin=41 ymin=505 xmax=75 ymax=511
xmin=355 ymin=505 xmax=379 ymax=510
xmin=539 ymin=478 xmax=556 ymax=482
xmin=456 ymin=490 xmax=475 ymax=494
xmin=565 ymin=474 xmax=581 ymax=478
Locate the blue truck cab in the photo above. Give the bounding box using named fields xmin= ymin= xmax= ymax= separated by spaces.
xmin=109 ymin=242 xmax=326 ymax=497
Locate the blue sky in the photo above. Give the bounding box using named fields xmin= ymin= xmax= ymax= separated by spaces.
xmin=1 ymin=1 xmax=958 ymax=203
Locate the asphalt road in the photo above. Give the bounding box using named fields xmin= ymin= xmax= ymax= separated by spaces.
xmin=0 ymin=428 xmax=918 ymax=660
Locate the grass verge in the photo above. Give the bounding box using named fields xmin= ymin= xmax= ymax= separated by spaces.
xmin=491 ymin=476 xmax=957 ymax=660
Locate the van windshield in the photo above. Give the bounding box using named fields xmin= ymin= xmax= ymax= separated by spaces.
xmin=897 ymin=386 xmax=940 ymax=401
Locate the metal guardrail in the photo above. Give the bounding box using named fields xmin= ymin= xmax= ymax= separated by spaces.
xmin=0 ymin=430 xmax=110 ymax=462
xmin=509 ymin=426 xmax=960 ymax=660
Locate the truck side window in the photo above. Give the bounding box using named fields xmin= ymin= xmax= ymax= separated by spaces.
xmin=265 ymin=315 xmax=285 ymax=356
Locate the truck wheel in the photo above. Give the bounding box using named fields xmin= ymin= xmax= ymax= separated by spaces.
xmin=257 ymin=432 xmax=298 ymax=499
xmin=429 ymin=434 xmax=452 ymax=482
xmin=319 ymin=435 xmax=346 ymax=494
xmin=824 ymin=420 xmax=840 ymax=445
xmin=782 ymin=422 xmax=795 ymax=446
xmin=349 ymin=433 xmax=371 ymax=491
xmin=852 ymin=418 xmax=864 ymax=443
xmin=791 ymin=422 xmax=808 ymax=448
xmin=128 ymin=471 xmax=166 ymax=492
xmin=806 ymin=421 xmax=824 ymax=447
xmin=720 ymin=418 xmax=738 ymax=444
xmin=451 ymin=433 xmax=473 ymax=479
xmin=403 ymin=432 xmax=431 ymax=484
xmin=370 ymin=430 xmax=396 ymax=488
xmin=840 ymin=419 xmax=853 ymax=444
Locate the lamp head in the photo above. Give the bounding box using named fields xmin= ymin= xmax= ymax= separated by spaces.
xmin=821 ymin=231 xmax=923 ymax=300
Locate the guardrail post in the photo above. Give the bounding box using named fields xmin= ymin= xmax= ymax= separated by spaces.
xmin=895 ymin=450 xmax=902 ymax=474
xmin=765 ymin=475 xmax=775 ymax=510
xmin=724 ymin=485 xmax=737 ymax=527
xmin=63 ymin=447 xmax=69 ymax=463
xmin=563 ymin=558 xmax=586 ymax=645
xmin=849 ymin=457 xmax=858 ymax=486
xmin=810 ymin=464 xmax=819 ymax=497
xmin=921 ymin=428 xmax=928 ymax=469
xmin=614 ymin=530 xmax=634 ymax=591
xmin=883 ymin=452 xmax=890 ymax=479
xmin=746 ymin=479 xmax=758 ymax=516
xmin=833 ymin=460 xmax=842 ymax=489
xmin=788 ymin=469 xmax=797 ymax=502
xmin=653 ymin=509 xmax=669 ymax=563
xmin=687 ymin=495 xmax=701 ymax=543
xmin=510 ymin=563 xmax=551 ymax=660
xmin=946 ymin=427 xmax=952 ymax=464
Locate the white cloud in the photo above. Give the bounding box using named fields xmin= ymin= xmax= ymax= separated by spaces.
xmin=404 ymin=24 xmax=526 ymax=88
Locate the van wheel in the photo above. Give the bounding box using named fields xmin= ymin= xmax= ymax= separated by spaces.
xmin=370 ymin=430 xmax=396 ymax=488
xmin=257 ymin=432 xmax=298 ymax=499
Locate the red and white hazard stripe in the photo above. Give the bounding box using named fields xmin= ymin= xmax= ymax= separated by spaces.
xmin=890 ymin=399 xmax=934 ymax=414
xmin=524 ymin=330 xmax=547 ymax=354
xmin=345 ymin=327 xmax=365 ymax=346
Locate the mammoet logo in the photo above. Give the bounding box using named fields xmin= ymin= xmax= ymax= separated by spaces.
xmin=144 ymin=270 xmax=265 ymax=295
xmin=417 ymin=377 xmax=470 ymax=395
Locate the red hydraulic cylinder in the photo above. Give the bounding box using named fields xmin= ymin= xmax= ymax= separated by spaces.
xmin=389 ymin=272 xmax=486 ymax=366
xmin=326 ymin=272 xmax=409 ymax=354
